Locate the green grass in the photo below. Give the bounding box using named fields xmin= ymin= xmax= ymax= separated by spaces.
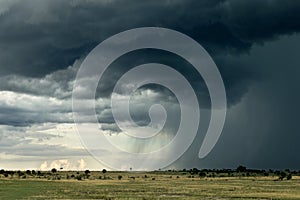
xmin=0 ymin=172 xmax=300 ymax=199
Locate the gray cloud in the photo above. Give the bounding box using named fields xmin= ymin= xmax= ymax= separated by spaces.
xmin=0 ymin=0 xmax=299 ymax=77
xmin=0 ymin=124 xmax=87 ymax=158
xmin=0 ymin=0 xmax=300 ymax=170
xmin=0 ymin=58 xmax=81 ymax=99
xmin=0 ymin=0 xmax=298 ymax=111
xmin=173 ymin=34 xmax=300 ymax=170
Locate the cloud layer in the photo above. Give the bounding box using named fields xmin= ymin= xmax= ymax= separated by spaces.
xmin=0 ymin=0 xmax=300 ymax=170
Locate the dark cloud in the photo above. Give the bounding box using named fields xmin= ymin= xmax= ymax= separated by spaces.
xmin=0 ymin=0 xmax=298 ymax=112
xmin=0 ymin=0 xmax=298 ymax=114
xmin=0 ymin=0 xmax=299 ymax=77
xmin=174 ymin=34 xmax=300 ymax=170
xmin=0 ymin=0 xmax=300 ymax=169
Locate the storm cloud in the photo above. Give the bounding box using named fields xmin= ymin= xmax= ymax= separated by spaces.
xmin=0 ymin=0 xmax=300 ymax=170
xmin=1 ymin=0 xmax=300 ymax=75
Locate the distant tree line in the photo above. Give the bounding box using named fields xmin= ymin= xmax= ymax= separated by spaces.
xmin=156 ymin=165 xmax=298 ymax=180
xmin=0 ymin=166 xmax=298 ymax=181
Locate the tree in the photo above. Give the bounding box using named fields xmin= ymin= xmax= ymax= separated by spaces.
xmin=287 ymin=173 xmax=292 ymax=180
xmin=118 ymin=175 xmax=122 ymax=180
xmin=199 ymin=172 xmax=206 ymax=178
xmin=237 ymin=165 xmax=247 ymax=173
xmin=85 ymin=170 xmax=91 ymax=179
xmin=285 ymin=169 xmax=290 ymax=173
xmin=51 ymin=168 xmax=57 ymax=173
xmin=192 ymin=168 xmax=199 ymax=174
xmin=102 ymin=169 xmax=107 ymax=174
xmin=279 ymin=171 xmax=286 ymax=180
xmin=77 ymin=175 xmax=82 ymax=181
xmin=17 ymin=171 xmax=24 ymax=177
xmin=263 ymin=172 xmax=269 ymax=176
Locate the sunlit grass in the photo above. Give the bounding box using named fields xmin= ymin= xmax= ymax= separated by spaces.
xmin=0 ymin=172 xmax=299 ymax=199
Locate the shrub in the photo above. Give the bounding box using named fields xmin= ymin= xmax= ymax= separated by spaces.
xmin=118 ymin=175 xmax=122 ymax=180
xmin=264 ymin=172 xmax=269 ymax=176
xmin=287 ymin=174 xmax=292 ymax=180
xmin=129 ymin=176 xmax=135 ymax=180
xmin=237 ymin=165 xmax=247 ymax=173
xmin=199 ymin=172 xmax=206 ymax=178
xmin=76 ymin=175 xmax=82 ymax=181
xmin=279 ymin=171 xmax=286 ymax=180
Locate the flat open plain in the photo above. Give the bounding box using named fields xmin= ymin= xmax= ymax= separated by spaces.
xmin=0 ymin=171 xmax=300 ymax=199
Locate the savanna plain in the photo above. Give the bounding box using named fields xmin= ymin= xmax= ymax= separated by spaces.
xmin=0 ymin=169 xmax=300 ymax=200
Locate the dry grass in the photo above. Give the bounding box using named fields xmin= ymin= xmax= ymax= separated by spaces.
xmin=0 ymin=172 xmax=299 ymax=199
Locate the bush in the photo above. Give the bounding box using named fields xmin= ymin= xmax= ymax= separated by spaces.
xmin=287 ymin=174 xmax=292 ymax=180
xmin=118 ymin=175 xmax=122 ymax=180
xmin=237 ymin=165 xmax=247 ymax=173
xmin=279 ymin=171 xmax=286 ymax=180
xmin=76 ymin=175 xmax=82 ymax=181
xmin=17 ymin=171 xmax=24 ymax=177
xmin=199 ymin=172 xmax=206 ymax=178
xmin=264 ymin=172 xmax=269 ymax=176
xmin=192 ymin=168 xmax=200 ymax=174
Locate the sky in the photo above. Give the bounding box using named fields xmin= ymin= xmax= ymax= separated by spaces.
xmin=0 ymin=0 xmax=300 ymax=171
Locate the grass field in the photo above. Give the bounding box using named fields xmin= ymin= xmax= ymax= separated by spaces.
xmin=1 ymin=172 xmax=300 ymax=199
